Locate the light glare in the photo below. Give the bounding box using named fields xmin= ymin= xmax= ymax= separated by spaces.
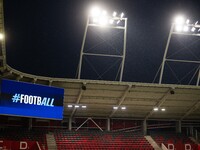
xmin=102 ymin=10 xmax=107 ymax=16
xmin=121 ymin=106 xmax=126 ymax=110
xmin=191 ymin=27 xmax=196 ymax=32
xmin=186 ymin=19 xmax=190 ymax=24
xmin=67 ymin=105 xmax=73 ymax=108
xmin=117 ymin=20 xmax=120 ymax=24
xmin=0 ymin=33 xmax=4 ymax=40
xmin=113 ymin=106 xmax=118 ymax=110
xmin=153 ymin=107 xmax=158 ymax=111
xmin=183 ymin=26 xmax=189 ymax=32
xmin=161 ymin=108 xmax=166 ymax=111
xmin=121 ymin=12 xmax=124 ymax=18
xmin=109 ymin=19 xmax=114 ymax=24
xmin=175 ymin=25 xmax=183 ymax=32
xmin=113 ymin=11 xmax=117 ymax=17
xmin=175 ymin=16 xmax=184 ymax=24
xmin=82 ymin=105 xmax=87 ymax=108
xmin=91 ymin=7 xmax=101 ymax=17
xmin=99 ymin=17 xmax=108 ymax=25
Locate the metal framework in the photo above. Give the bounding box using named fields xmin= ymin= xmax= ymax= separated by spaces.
xmin=159 ymin=23 xmax=200 ymax=85
xmin=78 ymin=15 xmax=128 ymax=82
xmin=0 ymin=0 xmax=6 ymax=70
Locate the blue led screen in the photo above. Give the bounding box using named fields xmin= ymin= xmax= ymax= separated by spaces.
xmin=0 ymin=79 xmax=64 ymax=120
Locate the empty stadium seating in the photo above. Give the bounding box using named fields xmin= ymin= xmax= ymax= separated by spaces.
xmin=0 ymin=128 xmax=48 ymax=150
xmin=54 ymin=130 xmax=154 ymax=150
xmin=150 ymin=130 xmax=198 ymax=150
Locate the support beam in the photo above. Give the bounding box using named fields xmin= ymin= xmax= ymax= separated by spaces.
xmin=107 ymin=118 xmax=110 ymax=131
xmin=145 ymin=88 xmax=172 ymax=120
xmin=109 ymin=85 xmax=132 ymax=118
xmin=16 ymin=75 xmax=23 ymax=81
xmin=68 ymin=117 xmax=72 ymax=131
xmin=70 ymin=83 xmax=86 ymax=118
xmin=180 ymin=100 xmax=200 ymax=120
xmin=28 ymin=118 xmax=32 ymax=130
xmin=176 ymin=120 xmax=181 ymax=133
xmin=143 ymin=120 xmax=147 ymax=135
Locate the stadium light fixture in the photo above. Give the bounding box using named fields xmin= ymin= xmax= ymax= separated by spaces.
xmin=120 ymin=12 xmax=124 ymax=18
xmin=75 ymin=105 xmax=80 ymax=108
xmin=89 ymin=6 xmax=125 ymax=26
xmin=102 ymin=10 xmax=107 ymax=16
xmin=174 ymin=15 xmax=184 ymax=24
xmin=67 ymin=104 xmax=73 ymax=108
xmin=153 ymin=107 xmax=158 ymax=111
xmin=0 ymin=33 xmax=4 ymax=40
xmin=121 ymin=106 xmax=126 ymax=110
xmin=90 ymin=7 xmax=101 ymax=17
xmin=183 ymin=26 xmax=189 ymax=32
xmin=161 ymin=108 xmax=166 ymax=112
xmin=175 ymin=25 xmax=183 ymax=32
xmin=113 ymin=106 xmax=118 ymax=110
xmin=113 ymin=11 xmax=117 ymax=17
xmin=191 ymin=27 xmax=196 ymax=32
xmin=81 ymin=105 xmax=87 ymax=108
xmin=186 ymin=19 xmax=190 ymax=24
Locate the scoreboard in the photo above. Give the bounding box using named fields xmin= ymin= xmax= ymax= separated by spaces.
xmin=0 ymin=79 xmax=64 ymax=120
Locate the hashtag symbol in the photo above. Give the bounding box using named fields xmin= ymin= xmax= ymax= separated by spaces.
xmin=12 ymin=93 xmax=21 ymax=103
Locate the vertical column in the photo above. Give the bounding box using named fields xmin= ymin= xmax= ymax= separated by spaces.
xmin=107 ymin=118 xmax=110 ymax=131
xmin=29 ymin=118 xmax=32 ymax=130
xmin=78 ymin=16 xmax=89 ymax=79
xmin=68 ymin=117 xmax=72 ymax=131
xmin=143 ymin=120 xmax=147 ymax=135
xmin=176 ymin=120 xmax=181 ymax=133
xmin=120 ymin=18 xmax=128 ymax=82
xmin=159 ymin=23 xmax=174 ymax=84
xmin=190 ymin=126 xmax=193 ymax=136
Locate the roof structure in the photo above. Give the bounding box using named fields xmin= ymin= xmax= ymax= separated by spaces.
xmin=0 ymin=0 xmax=200 ymax=121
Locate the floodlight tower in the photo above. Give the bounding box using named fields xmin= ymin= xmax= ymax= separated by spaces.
xmin=78 ymin=7 xmax=128 ymax=81
xmin=159 ymin=15 xmax=200 ymax=86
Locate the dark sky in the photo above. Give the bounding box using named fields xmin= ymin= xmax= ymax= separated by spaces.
xmin=4 ymin=0 xmax=200 ymax=84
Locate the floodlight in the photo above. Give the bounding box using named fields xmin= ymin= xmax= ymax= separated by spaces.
xmin=102 ymin=10 xmax=107 ymax=16
xmin=195 ymin=21 xmax=198 ymax=25
xmin=175 ymin=16 xmax=184 ymax=24
xmin=175 ymin=25 xmax=183 ymax=32
xmin=153 ymin=107 xmax=158 ymax=111
xmin=0 ymin=33 xmax=4 ymax=40
xmin=75 ymin=105 xmax=80 ymax=108
xmin=117 ymin=20 xmax=120 ymax=24
xmin=113 ymin=11 xmax=117 ymax=17
xmin=198 ymin=29 xmax=200 ymax=32
xmin=161 ymin=108 xmax=166 ymax=112
xmin=90 ymin=7 xmax=101 ymax=17
xmin=183 ymin=26 xmax=189 ymax=32
xmin=113 ymin=106 xmax=118 ymax=110
xmin=99 ymin=17 xmax=108 ymax=25
xmin=67 ymin=104 xmax=73 ymax=108
xmin=120 ymin=12 xmax=124 ymax=18
xmin=121 ymin=106 xmax=126 ymax=110
xmin=191 ymin=27 xmax=196 ymax=32
xmin=82 ymin=105 xmax=87 ymax=108
xmin=93 ymin=18 xmax=99 ymax=23
xmin=186 ymin=19 xmax=190 ymax=24
xmin=109 ymin=19 xmax=114 ymax=24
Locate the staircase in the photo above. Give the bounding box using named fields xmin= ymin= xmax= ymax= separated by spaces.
xmin=46 ymin=132 xmax=57 ymax=150
xmin=145 ymin=135 xmax=162 ymax=150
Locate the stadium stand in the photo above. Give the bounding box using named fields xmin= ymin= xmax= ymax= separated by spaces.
xmin=150 ymin=130 xmax=198 ymax=150
xmin=0 ymin=128 xmax=48 ymax=150
xmin=54 ymin=130 xmax=154 ymax=150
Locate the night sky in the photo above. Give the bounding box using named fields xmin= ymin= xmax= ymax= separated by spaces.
xmin=4 ymin=0 xmax=200 ymax=84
